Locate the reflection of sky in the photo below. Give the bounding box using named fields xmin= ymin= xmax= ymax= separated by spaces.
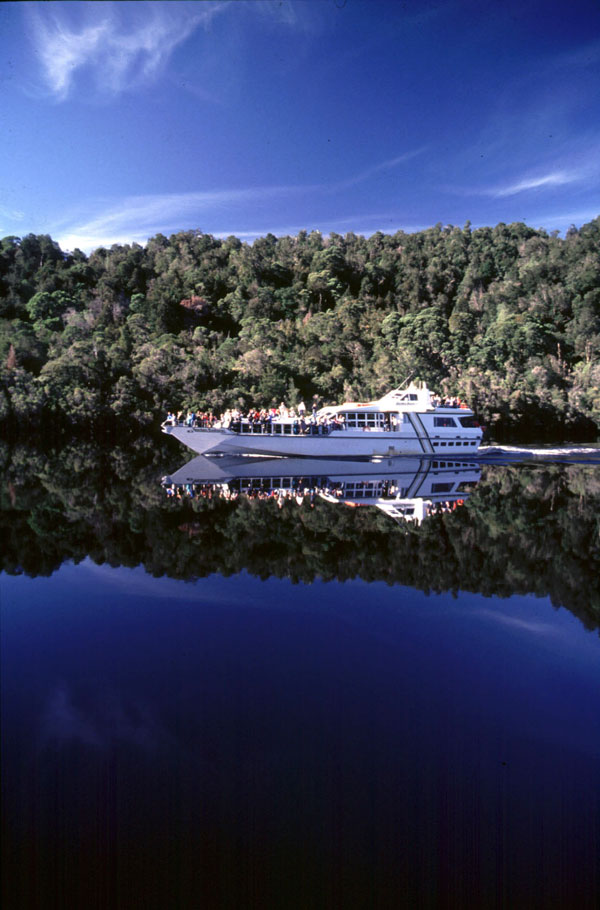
xmin=80 ymin=557 xmax=247 ymax=603
xmin=40 ymin=682 xmax=168 ymax=753
xmin=2 ymin=562 xmax=599 ymax=906
xmin=3 ymin=560 xmax=598 ymax=754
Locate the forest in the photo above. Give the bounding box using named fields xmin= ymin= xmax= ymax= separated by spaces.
xmin=0 ymin=217 xmax=599 ymax=440
xmin=1 ymin=440 xmax=599 ymax=630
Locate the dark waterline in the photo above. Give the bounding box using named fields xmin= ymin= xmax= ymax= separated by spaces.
xmin=2 ymin=562 xmax=599 ymax=909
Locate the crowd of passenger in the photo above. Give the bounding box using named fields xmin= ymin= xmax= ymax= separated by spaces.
xmin=431 ymin=394 xmax=466 ymax=408
xmin=163 ymin=399 xmax=348 ymax=434
xmin=164 ymin=478 xmax=344 ymax=508
xmin=163 ymin=479 xmax=467 ymax=518
xmin=163 ymin=392 xmax=469 ymax=432
xmin=426 ymin=499 xmax=465 ymax=516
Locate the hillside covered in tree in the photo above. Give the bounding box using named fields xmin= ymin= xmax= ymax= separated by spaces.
xmin=1 ymin=218 xmax=599 ymax=440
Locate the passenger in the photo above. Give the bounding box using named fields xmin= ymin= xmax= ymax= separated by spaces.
xmin=298 ymin=400 xmax=306 ymax=416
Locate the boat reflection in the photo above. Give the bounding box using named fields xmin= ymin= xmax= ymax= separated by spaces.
xmin=162 ymin=455 xmax=481 ymax=524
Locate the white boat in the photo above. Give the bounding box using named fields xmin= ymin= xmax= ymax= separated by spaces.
xmin=161 ymin=383 xmax=483 ymax=457
xmin=162 ymin=454 xmax=481 ymax=525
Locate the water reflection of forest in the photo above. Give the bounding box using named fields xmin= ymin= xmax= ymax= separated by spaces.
xmin=1 ymin=440 xmax=599 ymax=631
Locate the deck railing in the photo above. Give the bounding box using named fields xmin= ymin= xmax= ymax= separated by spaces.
xmin=230 ymin=420 xmax=336 ymax=436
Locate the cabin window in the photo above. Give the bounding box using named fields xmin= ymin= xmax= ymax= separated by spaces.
xmin=434 ymin=416 xmax=457 ymax=428
xmin=344 ymin=412 xmax=384 ymax=429
xmin=459 ymin=415 xmax=479 ymax=428
xmin=431 ymin=482 xmax=454 ymax=493
xmin=344 ymin=481 xmax=381 ymax=498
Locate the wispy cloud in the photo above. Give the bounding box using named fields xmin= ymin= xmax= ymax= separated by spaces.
xmin=0 ymin=205 xmax=26 ymax=222
xmin=53 ymin=184 xmax=316 ymax=250
xmin=477 ymin=608 xmax=557 ymax=636
xmin=52 ymin=178 xmax=431 ymax=251
xmin=445 ymin=148 xmax=600 ymax=201
xmin=492 ymin=170 xmax=580 ymax=198
xmin=550 ymin=37 xmax=600 ymax=72
xmin=80 ymin=558 xmax=245 ymax=604
xmin=52 ymin=153 xmax=425 ymax=251
xmin=254 ymin=0 xmax=303 ymax=29
xmin=522 ymin=207 xmax=600 ymax=234
xmin=40 ymin=683 xmax=170 ymax=753
xmin=334 ymin=149 xmax=426 ymax=190
xmin=29 ymin=1 xmax=228 ymax=101
xmin=215 ymin=214 xmax=427 ymax=244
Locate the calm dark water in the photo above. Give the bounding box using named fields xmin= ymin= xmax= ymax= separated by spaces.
xmin=1 ymin=447 xmax=600 ymax=909
xmin=2 ymin=565 xmax=599 ymax=909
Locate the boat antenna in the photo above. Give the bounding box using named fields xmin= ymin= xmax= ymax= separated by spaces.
xmin=399 ymin=371 xmax=414 ymax=387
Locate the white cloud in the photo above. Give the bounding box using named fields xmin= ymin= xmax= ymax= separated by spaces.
xmin=40 ymin=682 xmax=169 ymax=752
xmin=52 ymin=151 xmax=429 ymax=252
xmin=53 ymin=185 xmax=314 ymax=251
xmin=53 ymin=187 xmax=427 ymax=251
xmin=333 ymin=149 xmax=426 ymax=190
xmin=29 ymin=1 xmax=228 ymax=101
xmin=445 ymin=150 xmax=599 ymax=202
xmin=477 ymin=608 xmax=557 ymax=636
xmin=80 ymin=558 xmax=244 ymax=604
xmin=41 ymin=684 xmax=105 ymax=747
xmin=45 ymin=171 xmax=600 ymax=253
xmin=493 ymin=170 xmax=579 ymax=198
xmin=0 ymin=205 xmax=26 ymax=222
xmin=522 ymin=207 xmax=600 ymax=234
xmin=550 ymin=37 xmax=600 ymax=72
xmin=254 ymin=0 xmax=300 ymax=28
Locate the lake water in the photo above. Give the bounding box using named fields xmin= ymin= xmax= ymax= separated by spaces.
xmin=2 ymin=443 xmax=599 ymax=909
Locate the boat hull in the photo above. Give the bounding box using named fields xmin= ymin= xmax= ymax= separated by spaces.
xmin=162 ymin=424 xmax=482 ymax=457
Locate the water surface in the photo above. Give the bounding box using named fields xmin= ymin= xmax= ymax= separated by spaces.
xmin=2 ymin=445 xmax=599 ymax=908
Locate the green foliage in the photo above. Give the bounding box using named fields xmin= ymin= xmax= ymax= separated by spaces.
xmin=1 ymin=219 xmax=599 ymax=439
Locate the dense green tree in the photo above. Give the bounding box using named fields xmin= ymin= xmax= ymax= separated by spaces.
xmin=0 ymin=218 xmax=599 ymax=439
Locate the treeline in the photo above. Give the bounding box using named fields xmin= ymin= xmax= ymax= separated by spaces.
xmin=1 ymin=219 xmax=599 ymax=439
xmin=1 ymin=441 xmax=599 ymax=629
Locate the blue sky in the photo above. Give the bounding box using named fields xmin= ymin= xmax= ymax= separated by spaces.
xmin=1 ymin=0 xmax=599 ymax=252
